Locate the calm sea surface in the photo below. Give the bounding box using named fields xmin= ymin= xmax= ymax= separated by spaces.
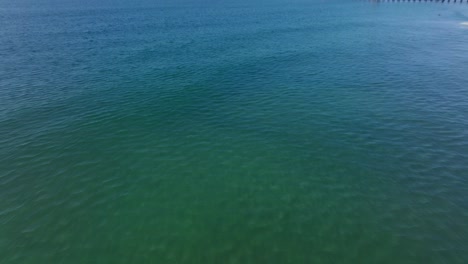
xmin=1 ymin=0 xmax=468 ymax=263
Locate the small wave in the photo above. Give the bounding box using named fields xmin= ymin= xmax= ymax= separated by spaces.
xmin=461 ymin=22 xmax=468 ymax=26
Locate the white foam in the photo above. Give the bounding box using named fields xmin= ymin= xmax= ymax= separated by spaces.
xmin=461 ymin=22 xmax=468 ymax=26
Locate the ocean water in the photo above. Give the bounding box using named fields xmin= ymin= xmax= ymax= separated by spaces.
xmin=1 ymin=0 xmax=468 ymax=263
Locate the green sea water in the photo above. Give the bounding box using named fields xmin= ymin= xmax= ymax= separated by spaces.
xmin=1 ymin=1 xmax=468 ymax=263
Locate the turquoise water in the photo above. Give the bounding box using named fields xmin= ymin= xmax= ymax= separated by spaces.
xmin=1 ymin=1 xmax=468 ymax=263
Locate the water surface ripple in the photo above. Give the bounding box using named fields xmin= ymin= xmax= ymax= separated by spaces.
xmin=1 ymin=1 xmax=468 ymax=263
